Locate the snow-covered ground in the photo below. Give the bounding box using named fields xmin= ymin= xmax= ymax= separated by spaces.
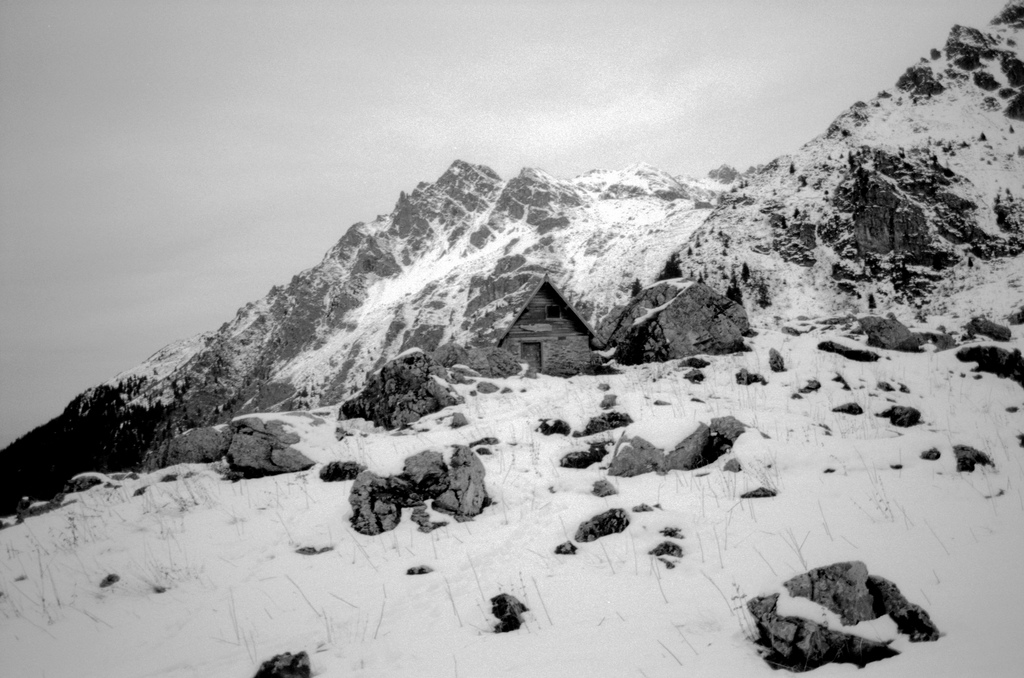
xmin=3 ymin=323 xmax=1022 ymax=677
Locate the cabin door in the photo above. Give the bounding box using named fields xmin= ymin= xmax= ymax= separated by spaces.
xmin=521 ymin=342 xmax=542 ymax=372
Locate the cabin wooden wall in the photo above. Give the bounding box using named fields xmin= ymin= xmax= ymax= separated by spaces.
xmin=498 ymin=282 xmax=594 ymax=373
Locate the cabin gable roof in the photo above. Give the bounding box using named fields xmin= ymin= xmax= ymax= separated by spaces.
xmin=496 ymin=276 xmax=598 ymax=344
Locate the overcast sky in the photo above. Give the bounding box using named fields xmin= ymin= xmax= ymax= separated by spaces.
xmin=0 ymin=0 xmax=1009 ymax=447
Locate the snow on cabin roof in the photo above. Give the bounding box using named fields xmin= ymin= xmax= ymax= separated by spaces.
xmin=496 ymin=276 xmax=600 ymax=344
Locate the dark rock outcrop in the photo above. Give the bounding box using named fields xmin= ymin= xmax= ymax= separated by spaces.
xmin=920 ymin=448 xmax=941 ymax=461
xmin=602 ymin=281 xmax=749 ymax=365
xmin=592 ymin=479 xmax=618 ymax=497
xmin=560 ymin=441 xmax=610 ymax=469
xmin=736 ymin=368 xmax=768 ymax=386
xmin=538 ymin=419 xmax=572 ymax=436
xmin=144 ymin=426 xmax=232 ymax=471
xmin=858 ymin=316 xmax=924 ymax=352
xmin=607 ymin=437 xmax=665 ymax=477
xmin=649 ymin=541 xmax=683 ymax=558
xmin=575 ymin=508 xmax=630 ymax=542
xmin=818 ymin=341 xmax=880 ymax=362
xmin=578 ymin=412 xmax=633 ymax=437
xmin=227 ymin=418 xmax=314 ymax=477
xmin=896 ymin=63 xmax=945 ymax=97
xmin=877 ymin=406 xmax=922 ymax=427
xmin=952 ymin=445 xmax=994 ymax=472
xmin=407 ymin=565 xmax=433 ymax=575
xmin=253 ymin=651 xmax=311 ymax=678
xmin=491 ymin=593 xmax=529 ymax=633
xmin=340 ymin=351 xmax=463 ymax=430
xmin=554 ymin=541 xmax=577 ymax=555
xmin=680 ymin=357 xmax=710 ymax=368
xmin=769 ymin=348 xmax=785 ymax=373
xmin=965 ymin=316 xmax=1012 ymax=341
xmin=99 ymin=574 xmax=120 ymax=588
xmin=319 ymin=460 xmax=366 ymax=482
xmin=955 ymin=345 xmax=1024 ymax=387
xmin=832 ymin=403 xmax=864 ymax=415
xmin=683 ymin=368 xmax=705 ymax=383
xmin=799 ymin=379 xmax=822 ymax=394
xmin=741 ymin=487 xmax=777 ymax=499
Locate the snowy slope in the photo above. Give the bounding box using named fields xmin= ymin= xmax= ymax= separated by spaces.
xmin=2 ymin=324 xmax=1023 ymax=677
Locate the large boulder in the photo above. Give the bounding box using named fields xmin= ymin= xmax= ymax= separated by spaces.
xmin=392 ymin=450 xmax=450 ymax=504
xmin=747 ymin=593 xmax=899 ymax=671
xmin=748 ymin=561 xmax=939 ymax=671
xmin=348 ymin=471 xmax=402 ymax=536
xmin=341 ymin=350 xmax=464 ymax=429
xmin=227 ymin=418 xmax=314 ymax=477
xmin=601 ymin=280 xmax=749 ymax=365
xmin=858 ymin=316 xmax=924 ymax=352
xmin=664 ymin=423 xmax=711 ymax=471
xmin=964 ymin=316 xmax=1011 ymax=341
xmin=607 ymin=436 xmax=665 ymax=477
xmin=432 ymin=446 xmax=489 ymax=521
xmin=348 ymin=446 xmax=489 ymax=535
xmin=784 ymin=561 xmax=876 ymax=625
xmin=433 ymin=343 xmax=523 ymax=378
xmin=145 ymin=426 xmax=232 ymax=471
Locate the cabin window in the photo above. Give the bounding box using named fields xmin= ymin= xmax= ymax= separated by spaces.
xmin=546 ymin=305 xmax=561 ymax=319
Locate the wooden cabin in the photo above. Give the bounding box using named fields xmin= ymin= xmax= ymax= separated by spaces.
xmin=496 ymin=277 xmax=599 ymax=374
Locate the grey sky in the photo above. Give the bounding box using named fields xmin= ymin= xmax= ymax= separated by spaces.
xmin=0 ymin=0 xmax=1007 ymax=446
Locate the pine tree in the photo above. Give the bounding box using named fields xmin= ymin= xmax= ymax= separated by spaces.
xmin=741 ymin=262 xmax=750 ymax=282
xmin=868 ymin=292 xmax=876 ymax=310
xmin=789 ymin=162 xmax=796 ymax=174
xmin=629 ymin=278 xmax=643 ymax=297
xmin=726 ymin=272 xmax=743 ymax=305
xmin=980 ymin=132 xmax=987 ymax=142
xmin=656 ymin=252 xmax=683 ymax=281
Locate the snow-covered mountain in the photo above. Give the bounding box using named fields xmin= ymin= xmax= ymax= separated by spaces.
xmin=3 ymin=2 xmax=1024 ymax=512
